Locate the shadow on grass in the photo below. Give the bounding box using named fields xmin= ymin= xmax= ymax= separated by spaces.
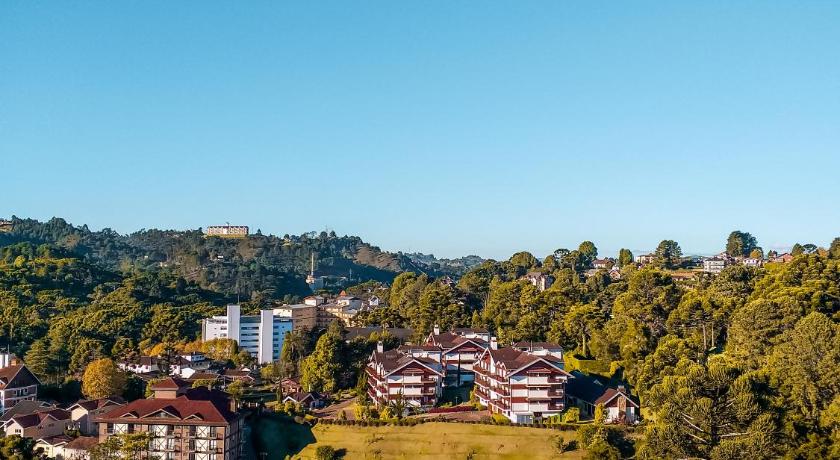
xmin=247 ymin=413 xmax=316 ymax=460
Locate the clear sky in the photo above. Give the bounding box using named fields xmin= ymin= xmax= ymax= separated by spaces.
xmin=2 ymin=2 xmax=840 ymax=260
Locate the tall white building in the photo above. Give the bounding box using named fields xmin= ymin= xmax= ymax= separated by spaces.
xmin=201 ymin=305 xmax=293 ymax=364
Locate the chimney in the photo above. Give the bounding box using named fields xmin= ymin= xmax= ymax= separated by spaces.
xmin=433 ymin=324 xmax=440 ymax=336
xmin=376 ymin=341 xmax=384 ymax=353
xmin=0 ymin=353 xmax=9 ymax=369
xmin=617 ymin=384 xmax=626 ymax=393
xmin=490 ymin=337 xmax=498 ymax=350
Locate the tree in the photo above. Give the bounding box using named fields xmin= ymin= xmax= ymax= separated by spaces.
xmin=23 ymin=338 xmax=52 ymax=382
xmin=726 ymin=231 xmax=758 ymax=258
xmin=82 ymin=358 xmax=127 ymax=399
xmin=748 ymin=247 xmax=764 ymax=259
xmin=578 ymin=241 xmax=598 ymax=268
xmin=618 ymin=249 xmax=634 ymax=268
xmin=300 ymin=323 xmax=346 ymax=392
xmin=563 ymin=304 xmax=602 ymax=357
xmin=639 ymin=356 xmax=776 ymax=460
xmin=654 ymin=240 xmax=682 ymax=269
xmin=791 ymin=243 xmax=804 ymax=256
xmin=829 ymin=238 xmax=840 ymax=259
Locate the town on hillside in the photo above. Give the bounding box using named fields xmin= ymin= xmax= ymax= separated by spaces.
xmin=2 ymin=227 xmax=837 ymax=459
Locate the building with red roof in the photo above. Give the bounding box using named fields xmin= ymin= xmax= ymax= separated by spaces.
xmin=94 ymin=378 xmax=244 ymax=460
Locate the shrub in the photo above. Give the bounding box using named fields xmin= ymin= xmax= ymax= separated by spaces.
xmin=491 ymin=413 xmax=511 ymax=425
xmin=315 ymin=445 xmax=337 ymax=460
xmin=562 ymin=407 xmax=580 ymax=423
xmin=584 ymin=439 xmax=620 ymax=460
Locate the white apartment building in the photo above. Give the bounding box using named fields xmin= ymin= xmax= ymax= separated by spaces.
xmin=201 ymin=305 xmax=293 ymax=364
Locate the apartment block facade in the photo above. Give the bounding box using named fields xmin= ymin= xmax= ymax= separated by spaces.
xmin=94 ymin=379 xmax=244 ymax=460
xmin=365 ymin=347 xmax=444 ymax=409
xmin=202 ymin=305 xmax=293 ymax=364
xmin=474 ymin=346 xmax=571 ymax=424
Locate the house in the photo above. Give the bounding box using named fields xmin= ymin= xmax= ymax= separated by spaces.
xmin=35 ymin=435 xmax=74 ymax=459
xmin=770 ymin=253 xmax=794 ymax=263
xmin=367 ymin=295 xmax=381 ymax=308
xmin=282 ymin=392 xmax=326 ymax=410
xmin=68 ymin=397 xmax=126 ymax=436
xmin=62 ymin=436 xmax=100 ymax=460
xmin=565 ymin=370 xmax=640 ymax=424
xmin=0 ymin=353 xmax=40 ymax=413
xmin=742 ymin=257 xmax=763 ymax=268
xmin=1 ymin=407 xmax=73 ymax=439
xmin=424 ymin=326 xmax=491 ymax=386
xmin=119 ymin=353 xmax=212 ymax=379
xmin=702 ymin=256 xmax=728 ymax=274
xmin=635 ymin=253 xmax=656 ymax=265
xmin=522 ymin=272 xmax=554 ymax=291
xmin=280 ymin=378 xmax=303 ymax=395
xmin=608 ymin=267 xmax=622 ymax=280
xmin=592 ymin=258 xmax=613 ymax=270
xmin=336 ymin=293 xmax=362 ymax=310
xmin=511 ymin=342 xmax=564 ymax=359
xmin=221 ymin=369 xmax=256 ymax=384
xmin=473 ymin=345 xmax=572 ymax=424
xmin=93 ymin=378 xmax=244 ymax=460
xmin=366 ymin=343 xmax=444 ymax=409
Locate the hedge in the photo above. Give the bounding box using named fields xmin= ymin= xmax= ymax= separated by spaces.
xmin=315 ymin=417 xmax=603 ymax=432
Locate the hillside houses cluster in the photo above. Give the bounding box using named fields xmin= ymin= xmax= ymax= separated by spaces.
xmin=0 ymin=352 xmax=245 ymax=460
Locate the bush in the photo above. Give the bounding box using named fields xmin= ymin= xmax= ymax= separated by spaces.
xmin=491 ymin=413 xmax=511 ymax=425
xmin=562 ymin=407 xmax=581 ymax=423
xmin=584 ymin=439 xmax=620 ymax=460
xmin=315 ymin=445 xmax=337 ymax=460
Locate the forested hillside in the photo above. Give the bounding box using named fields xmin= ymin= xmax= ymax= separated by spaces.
xmin=0 ymin=217 xmax=464 ymax=301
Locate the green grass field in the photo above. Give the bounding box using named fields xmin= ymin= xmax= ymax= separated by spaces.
xmin=291 ymin=422 xmax=583 ymax=460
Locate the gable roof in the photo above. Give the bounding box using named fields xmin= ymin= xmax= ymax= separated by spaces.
xmin=0 ymin=365 xmax=41 ymax=389
xmin=370 ymin=350 xmax=443 ymax=377
xmin=7 ymin=408 xmax=71 ymax=428
xmin=565 ymin=370 xmax=639 ymax=407
xmin=0 ymin=400 xmax=55 ymax=423
xmin=95 ymin=389 xmax=238 ymax=425
xmin=426 ymin=332 xmax=488 ymax=351
xmin=283 ymin=392 xmax=321 ymax=404
xmin=70 ymin=396 xmax=126 ymax=412
xmin=482 ymin=347 xmax=568 ymax=376
xmin=150 ymin=377 xmax=189 ymax=390
xmin=64 ymin=436 xmax=99 ymax=451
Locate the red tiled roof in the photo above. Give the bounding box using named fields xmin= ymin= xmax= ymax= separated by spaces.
xmin=95 ymin=389 xmax=237 ymax=425
xmin=64 ymin=436 xmax=99 ymax=451
xmin=486 ymin=347 xmax=565 ymax=373
xmin=9 ymin=408 xmax=71 ymax=428
xmin=150 ymin=377 xmax=188 ymax=389
xmin=71 ymin=396 xmax=126 ymax=411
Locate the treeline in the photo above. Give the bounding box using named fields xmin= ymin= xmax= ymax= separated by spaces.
xmin=0 ymin=242 xmax=227 ymax=384
xmin=0 ymin=216 xmax=464 ymax=302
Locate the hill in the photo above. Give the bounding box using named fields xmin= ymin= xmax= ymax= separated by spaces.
xmin=0 ymin=216 xmax=466 ymax=301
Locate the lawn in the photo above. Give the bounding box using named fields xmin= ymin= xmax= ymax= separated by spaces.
xmin=291 ymin=422 xmax=584 ymax=460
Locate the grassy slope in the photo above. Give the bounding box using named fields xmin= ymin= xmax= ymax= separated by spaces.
xmin=292 ymin=423 xmax=584 ymax=460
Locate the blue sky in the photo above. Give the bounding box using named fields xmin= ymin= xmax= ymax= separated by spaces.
xmin=2 ymin=2 xmax=839 ymax=259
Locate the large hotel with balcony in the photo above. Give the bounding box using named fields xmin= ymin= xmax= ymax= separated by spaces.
xmin=473 ymin=343 xmax=572 ymax=424
xmin=94 ymin=378 xmax=244 ymax=460
xmin=365 ymin=344 xmax=445 ymax=409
